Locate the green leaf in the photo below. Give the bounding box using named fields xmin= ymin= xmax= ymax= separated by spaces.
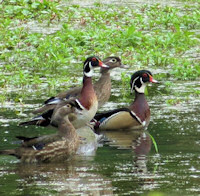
xmin=146 ymin=132 xmax=159 ymax=153
xmin=22 ymin=9 xmax=30 ymax=16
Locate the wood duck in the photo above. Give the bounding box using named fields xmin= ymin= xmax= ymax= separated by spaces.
xmin=0 ymin=100 xmax=82 ymax=163
xmin=93 ymin=70 xmax=158 ymax=130
xmin=33 ymin=56 xmax=123 ymax=113
xmin=19 ymin=56 xmax=108 ymax=129
xmin=94 ymin=56 xmax=123 ymax=108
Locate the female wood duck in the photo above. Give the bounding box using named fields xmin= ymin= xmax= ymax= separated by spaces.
xmin=20 ymin=56 xmax=108 ymax=129
xmin=94 ymin=56 xmax=123 ymax=108
xmin=93 ymin=70 xmax=158 ymax=130
xmin=0 ymin=100 xmax=82 ymax=163
xmin=33 ymin=56 xmax=123 ymax=113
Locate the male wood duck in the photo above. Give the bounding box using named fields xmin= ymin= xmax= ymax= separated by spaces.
xmin=19 ymin=56 xmax=108 ymax=129
xmin=93 ymin=70 xmax=158 ymax=130
xmin=0 ymin=100 xmax=82 ymax=163
xmin=33 ymin=56 xmax=123 ymax=113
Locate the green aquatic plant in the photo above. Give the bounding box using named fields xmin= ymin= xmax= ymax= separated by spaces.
xmin=171 ymin=62 xmax=200 ymax=80
xmin=1 ymin=0 xmax=62 ymax=20
xmin=146 ymin=132 xmax=159 ymax=154
xmin=0 ymin=1 xmax=199 ymax=102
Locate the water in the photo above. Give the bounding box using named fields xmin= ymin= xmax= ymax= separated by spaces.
xmin=0 ymin=71 xmax=200 ymax=195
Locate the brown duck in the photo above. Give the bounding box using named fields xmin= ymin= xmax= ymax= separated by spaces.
xmin=0 ymin=100 xmax=81 ymax=163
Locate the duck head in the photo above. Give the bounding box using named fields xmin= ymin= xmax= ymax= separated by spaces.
xmin=83 ymin=56 xmax=108 ymax=77
xmin=51 ymin=100 xmax=81 ymax=125
xmin=56 ymin=101 xmax=77 ymax=116
xmin=101 ymin=56 xmax=123 ymax=72
xmin=130 ymin=70 xmax=158 ymax=94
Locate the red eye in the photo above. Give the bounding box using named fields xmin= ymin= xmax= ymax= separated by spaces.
xmin=143 ymin=73 xmax=148 ymax=77
xmin=92 ymin=57 xmax=96 ymax=61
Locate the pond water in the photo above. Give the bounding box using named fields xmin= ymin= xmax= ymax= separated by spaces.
xmin=0 ymin=68 xmax=200 ymax=195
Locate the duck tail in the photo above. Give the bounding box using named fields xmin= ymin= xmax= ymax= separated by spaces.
xmin=0 ymin=149 xmax=16 ymax=156
xmin=32 ymin=104 xmax=57 ymax=114
xmin=19 ymin=119 xmax=50 ymax=127
xmin=19 ymin=120 xmax=39 ymax=126
xmin=32 ymin=106 xmax=50 ymax=114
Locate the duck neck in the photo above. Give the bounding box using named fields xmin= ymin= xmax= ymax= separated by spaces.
xmin=79 ymin=75 xmax=96 ymax=110
xmin=100 ymin=68 xmax=110 ymax=74
xmin=134 ymin=91 xmax=146 ymax=101
xmin=97 ymin=69 xmax=110 ymax=84
xmin=58 ymin=117 xmax=77 ymax=139
xmin=131 ymin=92 xmax=147 ymax=110
xmin=130 ymin=91 xmax=149 ymax=123
xmin=94 ymin=69 xmax=111 ymax=102
xmin=81 ymin=75 xmax=94 ymax=95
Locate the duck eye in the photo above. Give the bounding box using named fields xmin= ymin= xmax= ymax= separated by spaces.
xmin=66 ymin=104 xmax=71 ymax=108
xmin=143 ymin=73 xmax=148 ymax=78
xmin=92 ymin=57 xmax=97 ymax=61
xmin=111 ymin=58 xmax=117 ymax=63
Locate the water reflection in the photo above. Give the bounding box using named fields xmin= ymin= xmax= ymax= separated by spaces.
xmin=0 ymin=126 xmax=155 ymax=195
xmin=101 ymin=129 xmax=152 ymax=174
xmin=95 ymin=129 xmax=157 ymax=194
xmin=133 ymin=132 xmax=152 ymax=174
xmin=4 ymin=159 xmax=113 ymax=195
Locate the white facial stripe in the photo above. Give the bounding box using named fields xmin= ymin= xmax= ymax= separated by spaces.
xmin=140 ymin=77 xmax=144 ymax=84
xmin=89 ymin=61 xmax=92 ymax=68
xmin=83 ymin=61 xmax=88 ymax=70
xmin=131 ymin=76 xmax=139 ymax=92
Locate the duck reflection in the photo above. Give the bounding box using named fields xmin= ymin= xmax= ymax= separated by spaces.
xmin=101 ymin=129 xmax=152 ymax=173
xmin=132 ymin=131 xmax=152 ymax=173
xmin=15 ymin=159 xmax=113 ymax=195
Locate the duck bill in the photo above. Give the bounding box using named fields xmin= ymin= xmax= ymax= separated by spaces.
xmin=120 ymin=64 xmax=128 ymax=68
xmin=99 ymin=60 xmax=109 ymax=68
xmin=149 ymin=76 xmax=158 ymax=83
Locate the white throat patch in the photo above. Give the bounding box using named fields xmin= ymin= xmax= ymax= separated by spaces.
xmin=135 ymin=77 xmax=147 ymax=93
xmin=132 ymin=76 xmax=147 ymax=94
xmin=84 ymin=61 xmax=93 ymax=77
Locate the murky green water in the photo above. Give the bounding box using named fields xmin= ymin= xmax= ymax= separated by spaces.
xmin=0 ymin=71 xmax=200 ymax=195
